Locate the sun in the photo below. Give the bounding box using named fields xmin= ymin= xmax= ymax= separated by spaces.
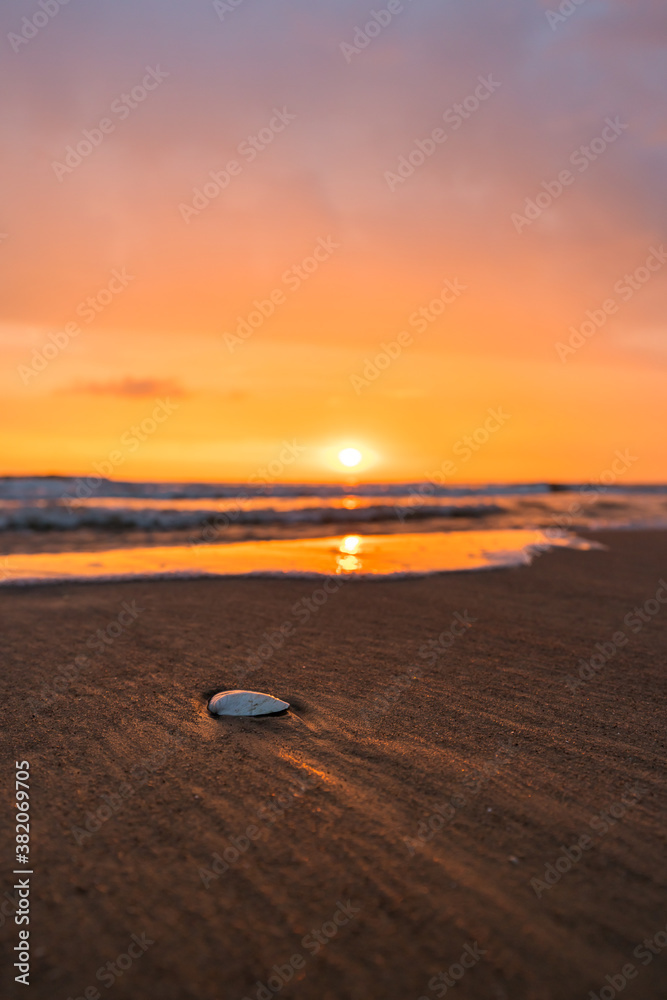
xmin=322 ymin=442 xmax=377 ymax=475
xmin=338 ymin=447 xmax=362 ymax=468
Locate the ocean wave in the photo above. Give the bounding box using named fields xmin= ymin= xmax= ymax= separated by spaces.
xmin=0 ymin=502 xmax=505 ymax=533
xmin=1 ymin=478 xmax=666 ymax=539
xmin=2 ymin=475 xmax=666 ymax=502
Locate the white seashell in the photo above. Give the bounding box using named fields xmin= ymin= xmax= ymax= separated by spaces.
xmin=208 ymin=689 xmax=290 ymax=717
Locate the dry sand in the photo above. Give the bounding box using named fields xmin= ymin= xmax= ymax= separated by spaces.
xmin=1 ymin=530 xmax=666 ymax=1000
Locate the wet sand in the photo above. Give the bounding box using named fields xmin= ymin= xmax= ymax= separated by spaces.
xmin=1 ymin=530 xmax=666 ymax=1000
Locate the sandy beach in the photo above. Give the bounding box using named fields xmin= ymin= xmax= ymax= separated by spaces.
xmin=1 ymin=530 xmax=666 ymax=1000
xmin=5 ymin=2 xmax=666 ymax=995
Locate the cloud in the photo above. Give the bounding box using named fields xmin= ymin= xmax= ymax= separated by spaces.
xmin=65 ymin=377 xmax=187 ymax=398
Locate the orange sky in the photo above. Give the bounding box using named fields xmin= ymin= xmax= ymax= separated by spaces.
xmin=1 ymin=0 xmax=665 ymax=483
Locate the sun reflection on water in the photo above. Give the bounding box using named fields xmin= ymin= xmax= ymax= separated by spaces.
xmin=336 ymin=534 xmax=363 ymax=573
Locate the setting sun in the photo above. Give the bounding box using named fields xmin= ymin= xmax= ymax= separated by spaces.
xmin=338 ymin=448 xmax=363 ymax=468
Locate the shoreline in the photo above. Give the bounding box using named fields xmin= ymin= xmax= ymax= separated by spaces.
xmin=0 ymin=527 xmax=599 ymax=586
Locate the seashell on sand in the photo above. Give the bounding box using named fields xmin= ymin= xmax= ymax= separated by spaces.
xmin=208 ymin=689 xmax=290 ymax=717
